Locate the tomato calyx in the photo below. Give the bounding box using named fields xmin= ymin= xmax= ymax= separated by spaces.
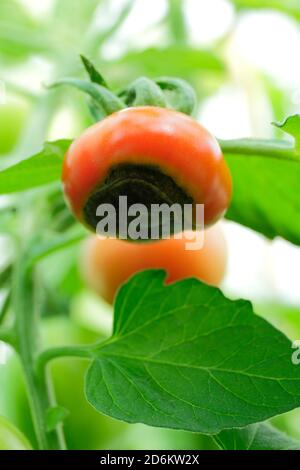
xmin=49 ymin=55 xmax=197 ymax=122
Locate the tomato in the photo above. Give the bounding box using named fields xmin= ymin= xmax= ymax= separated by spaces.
xmin=0 ymin=415 xmax=32 ymax=450
xmin=80 ymin=224 xmax=227 ymax=304
xmin=63 ymin=107 xmax=232 ymax=236
xmin=0 ymin=97 xmax=30 ymax=154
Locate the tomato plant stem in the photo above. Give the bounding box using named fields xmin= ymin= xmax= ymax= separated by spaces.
xmin=35 ymin=345 xmax=95 ymax=379
xmin=168 ymin=0 xmax=188 ymax=45
xmin=219 ymin=138 xmax=298 ymax=161
xmin=13 ymin=256 xmax=65 ymax=450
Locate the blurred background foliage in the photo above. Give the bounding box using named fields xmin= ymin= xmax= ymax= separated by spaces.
xmin=1 ymin=0 xmax=300 ymax=449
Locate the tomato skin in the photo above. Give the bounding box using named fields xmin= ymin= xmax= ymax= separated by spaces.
xmin=0 ymin=415 xmax=32 ymax=450
xmin=63 ymin=107 xmax=232 ymax=230
xmin=81 ymin=225 xmax=227 ymax=304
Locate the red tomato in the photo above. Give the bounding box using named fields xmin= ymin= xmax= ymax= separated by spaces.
xmin=63 ymin=107 xmax=232 ymax=234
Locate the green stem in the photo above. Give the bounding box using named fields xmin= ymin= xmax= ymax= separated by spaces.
xmin=86 ymin=0 xmax=135 ymax=56
xmin=219 ymin=138 xmax=299 ymax=162
xmin=13 ymin=257 xmax=65 ymax=450
xmin=167 ymin=0 xmax=188 ymax=45
xmin=36 ymin=345 xmax=95 ymax=378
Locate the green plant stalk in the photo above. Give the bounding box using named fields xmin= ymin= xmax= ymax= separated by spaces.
xmin=35 ymin=336 xmax=123 ymax=378
xmin=167 ymin=0 xmax=188 ymax=45
xmin=13 ymin=257 xmax=65 ymax=450
xmin=87 ymin=0 xmax=135 ymax=57
xmin=219 ymin=138 xmax=299 ymax=162
xmin=36 ymin=345 xmax=94 ymax=379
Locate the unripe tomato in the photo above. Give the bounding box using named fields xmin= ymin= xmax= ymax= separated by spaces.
xmin=81 ymin=225 xmax=227 ymax=304
xmin=0 ymin=415 xmax=32 ymax=450
xmin=63 ymin=107 xmax=232 ymax=237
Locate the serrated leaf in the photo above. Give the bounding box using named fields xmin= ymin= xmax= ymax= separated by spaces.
xmin=0 ymin=140 xmax=71 ymax=194
xmin=86 ymin=270 xmax=300 ymax=434
xmin=46 ymin=406 xmax=69 ymax=432
xmin=215 ymin=423 xmax=300 ymax=450
xmin=273 ymin=115 xmax=300 ymax=151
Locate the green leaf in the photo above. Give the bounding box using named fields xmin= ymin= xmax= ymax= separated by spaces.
xmin=221 ymin=138 xmax=300 ymax=246
xmin=87 ymin=99 xmax=108 ymax=122
xmin=49 ymin=78 xmax=124 ymax=118
xmin=273 ymin=115 xmax=300 ymax=152
xmin=86 ymin=270 xmax=300 ymax=434
xmin=0 ymin=140 xmax=71 ymax=194
xmin=155 ymin=77 xmax=197 ymax=115
xmin=120 ymin=77 xmax=167 ymax=108
xmin=215 ymin=423 xmax=300 ymax=450
xmin=80 ymin=55 xmax=109 ymax=88
xmin=45 ymin=406 xmax=69 ymax=432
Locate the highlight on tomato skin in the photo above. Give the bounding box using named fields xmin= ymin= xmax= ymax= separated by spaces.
xmin=62 ymin=106 xmax=232 ymax=238
xmin=80 ymin=224 xmax=227 ymax=304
